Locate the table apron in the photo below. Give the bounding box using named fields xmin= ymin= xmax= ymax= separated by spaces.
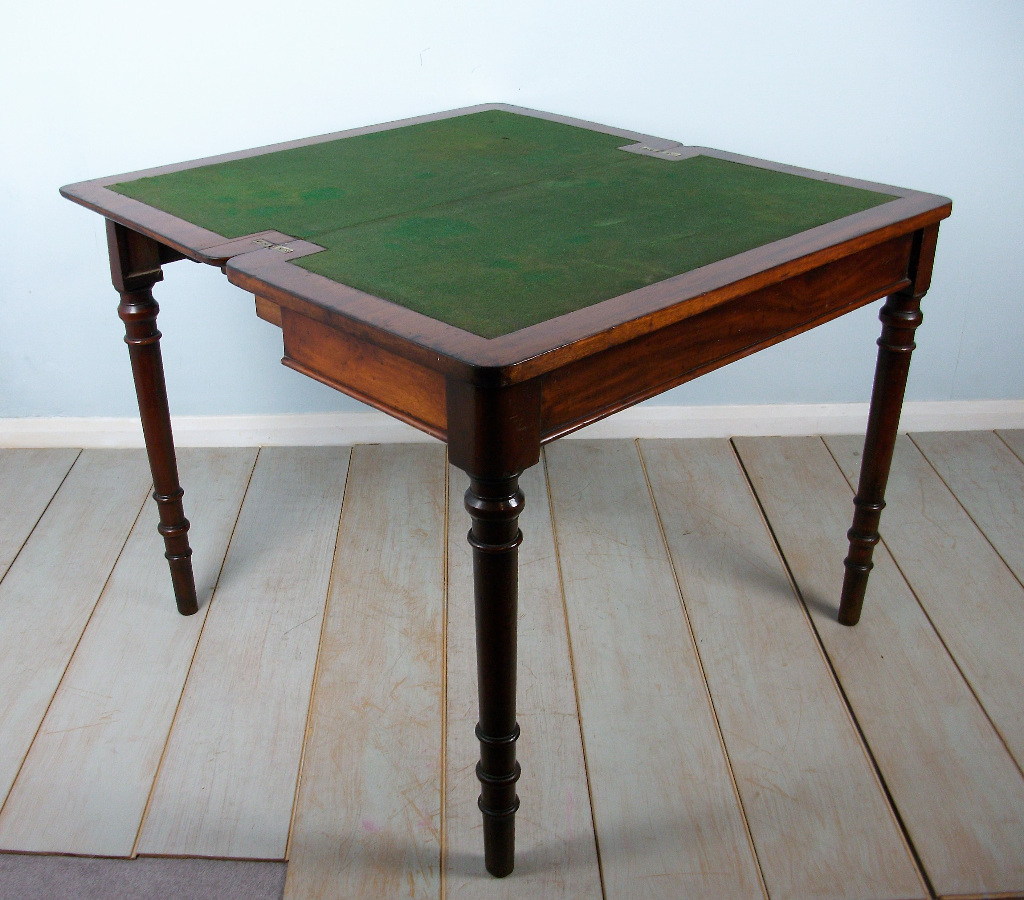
xmin=280 ymin=307 xmax=448 ymax=439
xmin=267 ymin=231 xmax=914 ymax=450
xmin=538 ymin=232 xmax=915 ymax=442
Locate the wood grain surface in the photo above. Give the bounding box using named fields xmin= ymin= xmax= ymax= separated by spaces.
xmin=999 ymin=429 xmax=1024 ymax=463
xmin=0 ymin=449 xmax=79 ymax=582
xmin=2 ymin=437 xmax=1022 ymax=897
xmin=0 ymin=451 xmax=151 ymax=808
xmin=640 ymin=438 xmax=924 ymax=900
xmin=0 ymin=449 xmax=257 ymax=855
xmin=283 ymin=445 xmax=446 ymax=899
xmin=827 ymin=433 xmax=1024 ymax=768
xmin=735 ymin=436 xmax=1024 ymax=897
xmin=545 ymin=440 xmax=764 ymax=900
xmin=136 ymin=447 xmax=350 ymax=860
xmin=911 ymin=430 xmax=1024 ymax=585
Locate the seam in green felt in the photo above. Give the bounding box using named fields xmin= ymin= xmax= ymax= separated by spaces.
xmin=110 ymin=111 xmax=629 ymax=241
xmin=108 ymin=110 xmax=896 ymax=338
xmin=294 ymin=154 xmax=895 ymax=338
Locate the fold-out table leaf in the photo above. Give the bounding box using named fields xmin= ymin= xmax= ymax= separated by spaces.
xmin=61 ymin=103 xmax=951 ymax=877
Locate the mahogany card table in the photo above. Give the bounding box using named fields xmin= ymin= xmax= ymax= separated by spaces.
xmin=61 ymin=104 xmax=951 ymax=877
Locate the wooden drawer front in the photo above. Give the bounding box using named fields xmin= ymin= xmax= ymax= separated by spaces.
xmin=540 ymin=234 xmax=913 ymax=441
xmin=281 ymin=308 xmax=447 ymax=439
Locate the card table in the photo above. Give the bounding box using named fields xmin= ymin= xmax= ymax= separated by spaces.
xmin=61 ymin=104 xmax=951 ymax=877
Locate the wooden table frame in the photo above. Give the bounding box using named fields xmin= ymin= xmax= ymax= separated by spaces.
xmin=61 ymin=103 xmax=951 ymax=877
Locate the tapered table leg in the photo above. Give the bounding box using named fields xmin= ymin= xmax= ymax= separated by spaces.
xmin=839 ymin=288 xmax=923 ymax=625
xmin=466 ymin=474 xmax=523 ymax=877
xmin=107 ymin=221 xmax=198 ymax=616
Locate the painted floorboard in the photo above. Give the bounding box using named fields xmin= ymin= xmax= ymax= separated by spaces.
xmin=0 ymin=450 xmax=151 ymax=809
xmin=545 ymin=440 xmax=764 ymax=900
xmin=999 ymin=429 xmax=1024 ymax=463
xmin=283 ymin=445 xmax=446 ymax=900
xmin=444 ymin=462 xmax=603 ymax=898
xmin=827 ymin=433 xmax=1024 ymax=768
xmin=0 ymin=448 xmax=257 ymax=856
xmin=4 ymin=437 xmax=1022 ymax=896
xmin=137 ymin=447 xmax=350 ymax=860
xmin=640 ymin=438 xmax=925 ymax=900
xmin=735 ymin=435 xmax=1024 ymax=899
xmin=911 ymin=430 xmax=1024 ymax=585
xmin=0 ymin=448 xmax=79 ymax=582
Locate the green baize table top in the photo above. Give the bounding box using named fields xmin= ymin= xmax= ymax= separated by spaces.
xmin=111 ymin=111 xmax=895 ymax=339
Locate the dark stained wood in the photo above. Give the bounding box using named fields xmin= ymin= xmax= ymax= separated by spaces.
xmin=254 ymin=296 xmax=283 ymax=327
xmin=446 ymin=378 xmax=542 ymax=479
xmin=227 ymin=252 xmax=486 ymax=380
xmin=62 ymin=109 xmax=952 ymax=876
xmin=59 ymin=104 xmax=657 ymax=269
xmin=106 ymin=220 xmax=197 ymax=616
xmin=157 ymin=244 xmax=186 ymax=266
xmin=280 ymin=308 xmax=447 ymax=439
xmin=540 ymin=234 xmax=913 ymax=441
xmin=64 ymin=104 xmax=950 ymax=381
xmin=839 ymin=225 xmax=939 ymax=625
xmin=465 ymin=474 xmax=524 ymax=877
xmin=491 ymin=207 xmax=947 ymax=381
xmin=445 ymin=377 xmax=542 ymax=876
xmin=200 ymin=232 xmax=300 ymax=268
xmin=223 ymin=190 xmax=948 ymax=380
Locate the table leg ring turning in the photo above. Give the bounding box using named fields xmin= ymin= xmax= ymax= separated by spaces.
xmin=115 ymin=279 xmax=199 ymax=617
xmin=839 ymin=288 xmax=925 ymax=626
xmin=155 ymin=491 xmax=195 ymax=615
xmin=466 ymin=475 xmax=524 ymax=876
xmin=476 ymin=723 xmax=522 ymax=877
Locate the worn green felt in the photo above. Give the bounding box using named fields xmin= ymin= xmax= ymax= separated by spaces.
xmin=111 ymin=111 xmax=895 ymax=338
xmin=110 ymin=111 xmax=627 ymax=240
xmin=299 ymin=155 xmax=894 ymax=337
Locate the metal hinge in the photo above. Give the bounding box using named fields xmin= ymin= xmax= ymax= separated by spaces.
xmin=252 ymin=238 xmax=294 ymax=253
xmin=618 ymin=139 xmax=689 ymax=161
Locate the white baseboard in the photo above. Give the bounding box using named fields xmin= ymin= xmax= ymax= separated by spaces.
xmin=1 ymin=401 xmax=1021 ymax=449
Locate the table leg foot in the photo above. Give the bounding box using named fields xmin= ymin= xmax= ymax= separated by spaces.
xmin=479 ymin=773 xmax=519 ymax=878
xmin=108 ymin=221 xmax=198 ymax=616
xmin=839 ymin=287 xmax=923 ymax=625
xmin=466 ymin=474 xmax=523 ymax=877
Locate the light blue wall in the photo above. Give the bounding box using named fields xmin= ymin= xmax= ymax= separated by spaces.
xmin=2 ymin=1 xmax=1021 ymax=418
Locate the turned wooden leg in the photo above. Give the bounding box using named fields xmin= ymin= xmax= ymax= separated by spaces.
xmin=107 ymin=221 xmax=198 ymax=616
xmin=839 ymin=288 xmax=924 ymax=625
xmin=466 ymin=474 xmax=523 ymax=877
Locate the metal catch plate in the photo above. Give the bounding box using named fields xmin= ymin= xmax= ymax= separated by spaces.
xmin=618 ymin=139 xmax=691 ymax=161
xmin=252 ymin=238 xmax=295 ymax=253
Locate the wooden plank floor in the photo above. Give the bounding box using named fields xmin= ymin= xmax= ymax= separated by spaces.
xmin=0 ymin=435 xmax=1022 ymax=900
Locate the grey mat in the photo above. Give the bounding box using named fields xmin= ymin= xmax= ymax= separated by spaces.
xmin=0 ymin=854 xmax=286 ymax=900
